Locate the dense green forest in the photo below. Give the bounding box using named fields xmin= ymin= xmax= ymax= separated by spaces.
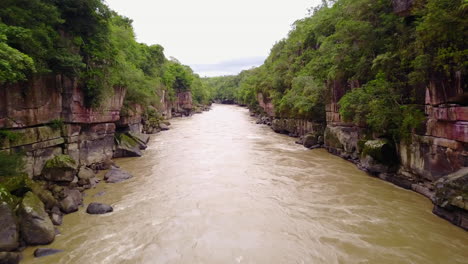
xmin=204 ymin=0 xmax=467 ymax=142
xmin=0 ymin=0 xmax=214 ymax=108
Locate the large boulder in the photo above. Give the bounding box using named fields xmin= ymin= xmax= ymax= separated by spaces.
xmin=434 ymin=167 xmax=468 ymax=211
xmin=77 ymin=167 xmax=97 ymax=188
xmin=17 ymin=192 xmax=55 ymax=245
xmin=26 ymin=180 xmax=58 ymax=210
xmin=360 ymin=139 xmax=397 ymax=173
xmin=104 ymin=167 xmax=133 ymax=183
xmin=59 ymin=189 xmax=82 ymax=214
xmin=113 ymin=133 xmax=142 ymax=158
xmin=0 ymin=203 xmax=18 ymax=251
xmin=0 ymin=252 xmax=21 ymax=264
xmin=42 ymin=155 xmax=78 ymax=183
xmin=86 ymin=203 xmax=113 ymax=214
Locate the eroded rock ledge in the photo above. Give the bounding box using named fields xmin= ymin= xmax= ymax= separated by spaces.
xmin=0 ymin=74 xmax=211 ymax=263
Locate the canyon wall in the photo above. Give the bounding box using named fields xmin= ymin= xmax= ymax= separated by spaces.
xmin=0 ymin=75 xmax=124 ymax=176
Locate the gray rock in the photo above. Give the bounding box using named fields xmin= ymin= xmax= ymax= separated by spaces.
xmin=17 ymin=192 xmax=55 ymax=245
xmin=303 ymin=133 xmax=318 ymax=148
xmin=77 ymin=167 xmax=96 ymax=187
xmin=0 ymin=203 xmax=18 ymax=251
xmin=159 ymin=123 xmax=170 ymax=131
xmin=42 ymin=155 xmax=78 ymax=183
xmin=34 ymin=248 xmax=64 ymax=258
xmin=50 ymin=213 xmax=62 ymax=226
xmin=104 ymin=168 xmax=133 ymax=183
xmin=0 ymin=252 xmax=20 ymax=264
xmin=59 ymin=189 xmax=82 ymax=214
xmin=114 ymin=133 xmax=142 ymax=158
xmin=86 ymin=203 xmax=113 ymax=214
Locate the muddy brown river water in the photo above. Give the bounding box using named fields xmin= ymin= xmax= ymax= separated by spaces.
xmin=24 ymin=104 xmax=468 ymax=264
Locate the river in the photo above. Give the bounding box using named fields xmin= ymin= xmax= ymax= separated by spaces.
xmin=24 ymin=104 xmax=468 ymax=264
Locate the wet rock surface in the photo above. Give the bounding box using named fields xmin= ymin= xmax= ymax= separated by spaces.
xmin=0 ymin=203 xmax=18 ymax=252
xmin=17 ymin=192 xmax=55 ymax=245
xmin=59 ymin=189 xmax=83 ymax=214
xmin=33 ymin=248 xmax=63 ymax=258
xmin=104 ymin=167 xmax=133 ymax=183
xmin=41 ymin=155 xmax=78 ymax=183
xmin=86 ymin=203 xmax=113 ymax=214
xmin=0 ymin=251 xmax=21 ymax=264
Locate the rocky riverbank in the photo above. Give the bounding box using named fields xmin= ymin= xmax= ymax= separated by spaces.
xmin=250 ymin=83 xmax=468 ymax=230
xmin=0 ymin=75 xmax=211 ymax=263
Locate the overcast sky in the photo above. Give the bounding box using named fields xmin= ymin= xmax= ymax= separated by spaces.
xmin=105 ymin=0 xmax=321 ymax=77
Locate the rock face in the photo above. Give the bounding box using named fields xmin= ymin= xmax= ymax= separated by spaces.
xmin=86 ymin=203 xmax=113 ymax=214
xmin=104 ymin=167 xmax=133 ymax=183
xmin=399 ymin=84 xmax=468 ymax=181
xmin=271 ymin=119 xmax=324 ymax=138
xmin=0 ymin=75 xmax=125 ymax=177
xmin=17 ymin=192 xmax=55 ymax=245
xmin=173 ymin=92 xmax=193 ymax=116
xmin=392 ymin=0 xmax=414 ymax=16
xmin=0 ymin=203 xmax=18 ymax=252
xmin=432 ymin=168 xmax=468 ymax=230
xmin=257 ymin=93 xmax=275 ymax=117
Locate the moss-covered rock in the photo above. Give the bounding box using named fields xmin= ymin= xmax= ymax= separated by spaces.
xmin=434 ymin=167 xmax=468 ymax=211
xmin=25 ymin=179 xmax=58 ymax=210
xmin=361 ymin=139 xmax=397 ymax=166
xmin=114 ymin=133 xmax=142 ymax=158
xmin=324 ymin=127 xmax=344 ymax=150
xmin=17 ymin=192 xmax=55 ymax=245
xmin=302 ymin=133 xmax=320 ymax=148
xmin=42 ymin=155 xmax=78 ymax=182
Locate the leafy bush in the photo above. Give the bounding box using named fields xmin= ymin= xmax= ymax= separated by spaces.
xmin=0 ymin=151 xmax=25 ymax=177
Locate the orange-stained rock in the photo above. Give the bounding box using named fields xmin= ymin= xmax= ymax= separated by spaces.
xmin=0 ymin=75 xmax=62 ymax=128
xmin=257 ymin=93 xmax=275 ymax=117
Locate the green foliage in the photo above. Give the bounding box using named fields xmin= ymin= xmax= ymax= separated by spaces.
xmin=49 ymin=119 xmax=64 ymax=131
xmin=0 ymin=151 xmax=25 ymax=177
xmin=339 ymin=73 xmax=424 ymax=140
xmin=43 ymin=154 xmax=76 ymax=169
xmin=0 ymin=0 xmax=212 ymax=110
xmin=277 ymin=76 xmax=326 ymax=120
xmin=204 ymin=0 xmax=464 ymax=149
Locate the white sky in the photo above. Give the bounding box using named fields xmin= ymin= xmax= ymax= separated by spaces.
xmin=105 ymin=0 xmax=321 ymax=77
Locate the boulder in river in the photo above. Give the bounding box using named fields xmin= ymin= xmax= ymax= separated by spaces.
xmin=17 ymin=192 xmax=55 ymax=245
xmin=104 ymin=167 xmax=133 ymax=183
xmin=42 ymin=155 xmax=78 ymax=183
xmin=49 ymin=206 xmax=63 ymax=226
xmin=0 ymin=203 xmax=18 ymax=251
xmin=59 ymin=189 xmax=83 ymax=214
xmin=86 ymin=203 xmax=113 ymax=214
xmin=33 ymin=248 xmax=64 ymax=258
xmin=128 ymin=132 xmax=150 ymax=149
xmin=0 ymin=252 xmax=21 ymax=264
xmin=159 ymin=123 xmax=170 ymax=131
xmin=77 ymin=167 xmax=97 ymax=188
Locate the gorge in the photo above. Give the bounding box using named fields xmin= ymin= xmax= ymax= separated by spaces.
xmin=0 ymin=0 xmax=467 ymax=263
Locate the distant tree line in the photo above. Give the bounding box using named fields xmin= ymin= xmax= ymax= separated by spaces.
xmin=0 ymin=0 xmax=214 ymax=108
xmin=203 ymin=0 xmax=466 ymax=142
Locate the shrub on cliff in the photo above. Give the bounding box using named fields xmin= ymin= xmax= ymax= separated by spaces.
xmin=338 ymin=73 xmax=425 ymax=142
